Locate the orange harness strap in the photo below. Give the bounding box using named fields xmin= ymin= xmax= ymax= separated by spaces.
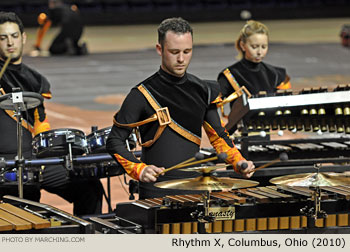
xmin=0 ymin=89 xmax=35 ymax=134
xmin=113 ymin=84 xmax=201 ymax=147
xmin=219 ymin=69 xmax=251 ymax=118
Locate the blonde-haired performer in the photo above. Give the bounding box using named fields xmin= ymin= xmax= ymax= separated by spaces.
xmin=218 ymin=20 xmax=291 ymax=101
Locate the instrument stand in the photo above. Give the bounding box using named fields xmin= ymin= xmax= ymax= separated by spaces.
xmin=191 ymin=191 xmax=215 ymax=234
xmin=300 ymin=164 xmax=327 ymax=227
xmin=12 ymin=91 xmax=25 ymax=198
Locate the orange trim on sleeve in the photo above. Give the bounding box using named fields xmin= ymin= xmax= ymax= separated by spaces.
xmin=203 ymin=120 xmax=244 ymax=172
xmin=41 ymin=92 xmax=52 ymax=99
xmin=33 ymin=108 xmax=51 ymax=135
xmin=277 ymin=75 xmax=291 ymax=90
xmin=113 ymin=153 xmax=147 ymax=180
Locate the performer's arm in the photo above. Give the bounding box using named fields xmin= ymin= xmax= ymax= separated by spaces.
xmin=203 ymin=99 xmax=255 ymax=177
xmin=276 ymin=74 xmax=291 ymax=90
xmin=34 ymin=13 xmax=52 ymax=50
xmin=106 ymin=89 xmax=151 ymax=180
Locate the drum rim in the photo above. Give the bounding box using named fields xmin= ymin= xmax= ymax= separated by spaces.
xmin=86 ymin=126 xmax=112 ymax=138
xmin=33 ymin=128 xmax=87 ymax=137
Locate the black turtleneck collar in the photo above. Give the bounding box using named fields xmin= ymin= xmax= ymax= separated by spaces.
xmin=240 ymin=57 xmax=261 ymax=72
xmin=157 ymin=67 xmax=188 ymax=85
xmin=0 ymin=60 xmax=22 ymax=71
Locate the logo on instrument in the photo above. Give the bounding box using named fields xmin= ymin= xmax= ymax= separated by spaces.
xmin=208 ymin=206 xmax=235 ymax=221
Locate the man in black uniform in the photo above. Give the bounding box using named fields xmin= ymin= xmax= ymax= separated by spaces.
xmin=106 ymin=17 xmax=255 ymax=199
xmin=33 ymin=0 xmax=87 ymax=56
xmin=0 ymin=11 xmax=102 ymax=215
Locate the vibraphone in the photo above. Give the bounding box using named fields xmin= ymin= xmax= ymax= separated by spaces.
xmin=113 ymin=186 xmax=350 ymax=234
xmin=224 ymin=85 xmax=350 ymax=171
xmin=226 ymin=85 xmax=350 ymax=133
xmin=0 ymin=195 xmax=94 ymax=233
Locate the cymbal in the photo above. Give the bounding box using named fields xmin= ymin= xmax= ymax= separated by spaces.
xmin=270 ymin=172 xmax=350 ymax=187
xmin=180 ymin=164 xmax=228 ymax=173
xmin=154 ymin=176 xmax=259 ymax=191
xmin=0 ymin=92 xmax=43 ymax=110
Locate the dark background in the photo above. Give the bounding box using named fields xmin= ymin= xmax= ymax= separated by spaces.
xmin=1 ymin=0 xmax=350 ymax=27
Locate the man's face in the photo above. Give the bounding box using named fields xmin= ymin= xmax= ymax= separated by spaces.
xmin=240 ymin=33 xmax=268 ymax=63
xmin=0 ymin=22 xmax=26 ymax=64
xmin=156 ymin=31 xmax=193 ymax=78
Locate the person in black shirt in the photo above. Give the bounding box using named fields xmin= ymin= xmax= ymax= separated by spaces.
xmin=0 ymin=11 xmax=102 ymax=215
xmin=218 ymin=20 xmax=291 ymax=102
xmin=32 ymin=0 xmax=87 ymax=56
xmin=106 ymin=17 xmax=255 ymax=199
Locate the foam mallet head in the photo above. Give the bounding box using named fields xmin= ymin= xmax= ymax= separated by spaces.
xmin=195 ymin=152 xmax=205 ymax=160
xmin=217 ymin=152 xmax=228 ymax=163
xmin=279 ymin=152 xmax=288 ymax=162
xmin=240 ymin=162 xmax=248 ymax=170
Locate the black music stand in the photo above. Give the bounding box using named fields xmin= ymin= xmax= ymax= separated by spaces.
xmin=0 ymin=90 xmax=43 ymax=198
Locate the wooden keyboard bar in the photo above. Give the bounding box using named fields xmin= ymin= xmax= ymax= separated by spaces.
xmin=257 ymin=187 xmax=294 ymax=200
xmin=237 ymin=189 xmax=270 ymax=203
xmin=0 ymin=209 xmax=32 ymax=231
xmin=247 ymin=188 xmax=282 ymax=200
xmin=215 ymin=192 xmax=247 ymax=204
xmin=0 ymin=218 xmax=12 ymax=231
xmin=0 ymin=203 xmax=50 ymax=229
xmin=322 ymin=187 xmax=350 ymax=200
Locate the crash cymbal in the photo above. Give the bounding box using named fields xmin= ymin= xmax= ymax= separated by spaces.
xmin=180 ymin=164 xmax=228 ymax=173
xmin=0 ymin=92 xmax=43 ymax=110
xmin=154 ymin=176 xmax=259 ymax=191
xmin=270 ymin=172 xmax=350 ymax=187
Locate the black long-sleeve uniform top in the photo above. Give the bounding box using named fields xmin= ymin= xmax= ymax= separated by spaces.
xmin=218 ymin=58 xmax=288 ymax=98
xmin=107 ymin=68 xmax=244 ymax=198
xmin=0 ymin=61 xmax=50 ymax=155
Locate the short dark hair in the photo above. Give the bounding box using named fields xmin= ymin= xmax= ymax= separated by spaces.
xmin=158 ymin=17 xmax=193 ymax=46
xmin=0 ymin=12 xmax=24 ymax=34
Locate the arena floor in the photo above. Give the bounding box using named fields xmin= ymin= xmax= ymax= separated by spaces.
xmin=17 ymin=17 xmax=350 ymax=214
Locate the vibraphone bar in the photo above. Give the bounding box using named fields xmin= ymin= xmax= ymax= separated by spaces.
xmin=0 ymin=195 xmax=94 ymax=233
xmin=114 ymin=186 xmax=350 ymax=234
xmin=235 ymin=137 xmax=350 ymax=164
xmin=226 ymin=85 xmax=350 ymax=133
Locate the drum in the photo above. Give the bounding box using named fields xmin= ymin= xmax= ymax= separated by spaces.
xmin=33 ymin=128 xmax=88 ymax=158
xmin=87 ymin=127 xmax=112 ymax=154
xmin=87 ymin=127 xmax=136 ymax=154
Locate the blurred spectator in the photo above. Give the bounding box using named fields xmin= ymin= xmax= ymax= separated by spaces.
xmin=31 ymin=0 xmax=87 ymax=56
xmin=340 ymin=24 xmax=350 ymax=48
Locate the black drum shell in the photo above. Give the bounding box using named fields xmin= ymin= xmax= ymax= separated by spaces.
xmin=33 ymin=128 xmax=88 ymax=158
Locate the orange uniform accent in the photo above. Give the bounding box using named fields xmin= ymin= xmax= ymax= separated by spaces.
xmin=37 ymin=13 xmax=48 ymax=25
xmin=35 ymin=17 xmax=52 ymax=49
xmin=33 ymin=108 xmax=51 ymax=135
xmin=113 ymin=153 xmax=147 ymax=180
xmin=4 ymin=109 xmax=35 ymax=134
xmin=203 ymin=120 xmax=244 ymax=173
xmin=41 ymin=92 xmax=52 ymax=99
xmin=277 ymin=75 xmax=291 ymax=90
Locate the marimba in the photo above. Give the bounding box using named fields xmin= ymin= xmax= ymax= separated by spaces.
xmin=113 ymin=185 xmax=350 ymax=234
xmin=0 ymin=195 xmax=94 ymax=233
